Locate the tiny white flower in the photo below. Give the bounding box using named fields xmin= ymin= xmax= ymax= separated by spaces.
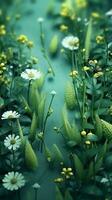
xmin=77 ymin=17 xmax=81 ymax=22
xmin=105 ymin=9 xmax=112 ymax=16
xmin=4 ymin=134 xmax=21 ymax=151
xmin=3 ymin=172 xmax=25 ymax=191
xmin=37 ymin=17 xmax=44 ymax=23
xmin=101 ymin=178 xmax=109 ymax=183
xmin=50 ymin=90 xmax=56 ymax=96
xmin=61 ymin=36 xmax=79 ymax=50
xmin=32 ymin=183 xmax=40 ymax=189
xmin=1 ymin=111 xmax=20 ymax=120
xmin=21 ymin=69 xmax=41 ymax=80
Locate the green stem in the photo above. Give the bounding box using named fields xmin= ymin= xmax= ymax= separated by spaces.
xmin=91 ymin=78 xmax=95 ymax=122
xmin=82 ymin=79 xmax=86 ymax=129
xmin=27 ymin=80 xmax=32 ymax=105
xmin=39 ymin=22 xmax=55 ymax=76
xmin=34 ymin=189 xmax=38 ymax=200
xmin=42 ymin=95 xmax=54 ymax=134
xmin=10 ymin=77 xmax=14 ymax=97
xmin=18 ymin=190 xmax=21 ymax=200
xmin=71 ymin=51 xmax=82 ymax=120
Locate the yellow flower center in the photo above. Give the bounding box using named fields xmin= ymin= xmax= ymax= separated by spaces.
xmin=10 ymin=139 xmax=16 ymax=145
xmin=28 ymin=72 xmax=35 ymax=78
xmin=8 ymin=115 xmax=14 ymax=119
xmin=68 ymin=40 xmax=79 ymax=47
xmin=11 ymin=178 xmax=17 ymax=184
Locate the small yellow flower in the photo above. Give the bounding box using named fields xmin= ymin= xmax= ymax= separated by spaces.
xmin=76 ymin=0 xmax=87 ymax=8
xmin=17 ymin=34 xmax=28 ymax=44
xmin=0 ymin=25 xmax=6 ymax=36
xmin=83 ymin=66 xmax=90 ymax=71
xmin=69 ymin=70 xmax=78 ymax=77
xmin=60 ymin=3 xmax=70 ymax=17
xmin=89 ymin=60 xmax=97 ymax=65
xmin=96 ymin=35 xmax=104 ymax=44
xmin=61 ymin=167 xmax=73 ymax=179
xmin=81 ymin=130 xmax=87 ymax=136
xmin=87 ymin=132 xmax=93 ymax=136
xmin=54 ymin=178 xmax=64 ymax=183
xmin=27 ymin=41 xmax=34 ymax=48
xmin=91 ymin=12 xmax=101 ymax=19
xmin=60 ymin=24 xmax=68 ymax=32
xmin=94 ymin=71 xmax=103 ymax=78
xmin=85 ymin=140 xmax=91 ymax=145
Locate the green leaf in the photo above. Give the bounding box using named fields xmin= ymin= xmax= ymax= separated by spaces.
xmin=65 ymin=190 xmax=73 ymax=200
xmin=73 ymin=154 xmax=84 ymax=180
xmin=56 ymin=186 xmax=63 ymax=200
xmin=52 ymin=144 xmax=63 ymax=163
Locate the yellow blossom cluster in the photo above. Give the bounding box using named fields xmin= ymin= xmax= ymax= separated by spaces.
xmin=60 ymin=2 xmax=75 ymax=20
xmin=69 ymin=70 xmax=78 ymax=78
xmin=81 ymin=131 xmax=98 ymax=145
xmin=60 ymin=3 xmax=71 ymax=17
xmin=96 ymin=35 xmax=104 ymax=44
xmin=61 ymin=167 xmax=73 ymax=179
xmin=60 ymin=24 xmax=68 ymax=32
xmin=17 ymin=34 xmax=34 ymax=48
xmin=93 ymin=71 xmax=103 ymax=78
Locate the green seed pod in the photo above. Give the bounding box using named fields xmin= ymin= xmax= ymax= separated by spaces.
xmin=101 ymin=119 xmax=112 ymax=140
xmin=65 ymin=82 xmax=76 ymax=110
xmin=29 ymin=112 xmax=38 ymax=142
xmin=49 ymin=35 xmax=58 ymax=56
xmin=17 ymin=119 xmax=26 ymax=149
xmin=94 ymin=114 xmax=103 ymax=139
xmin=25 ymin=141 xmax=38 ymax=170
xmin=52 ymin=144 xmax=63 ymax=163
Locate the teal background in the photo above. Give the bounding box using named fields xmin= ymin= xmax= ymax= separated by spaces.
xmin=8 ymin=0 xmax=70 ymax=199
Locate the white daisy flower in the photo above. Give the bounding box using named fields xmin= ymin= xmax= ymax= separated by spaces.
xmin=21 ymin=69 xmax=41 ymax=80
xmin=3 ymin=172 xmax=25 ymax=191
xmin=1 ymin=111 xmax=20 ymax=120
xmin=50 ymin=90 xmax=56 ymax=96
xmin=4 ymin=134 xmax=21 ymax=151
xmin=61 ymin=36 xmax=79 ymax=50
